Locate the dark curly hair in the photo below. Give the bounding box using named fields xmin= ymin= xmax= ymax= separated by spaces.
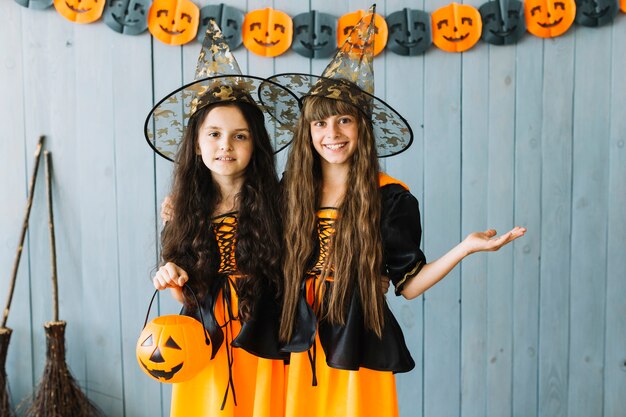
xmin=160 ymin=100 xmax=282 ymax=320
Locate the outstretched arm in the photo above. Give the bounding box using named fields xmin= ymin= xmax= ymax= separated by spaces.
xmin=400 ymin=227 xmax=526 ymax=300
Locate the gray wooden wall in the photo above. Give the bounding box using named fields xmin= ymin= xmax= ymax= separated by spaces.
xmin=1 ymin=1 xmax=624 ymax=416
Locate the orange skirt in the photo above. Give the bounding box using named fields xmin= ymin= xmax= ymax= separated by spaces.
xmin=284 ymin=276 xmax=400 ymax=417
xmin=170 ymin=284 xmax=286 ymax=417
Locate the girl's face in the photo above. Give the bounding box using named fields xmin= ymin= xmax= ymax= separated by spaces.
xmin=310 ymin=114 xmax=358 ymax=168
xmin=196 ymin=105 xmax=254 ymax=183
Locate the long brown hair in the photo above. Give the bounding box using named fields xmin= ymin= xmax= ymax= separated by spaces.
xmin=280 ymin=95 xmax=384 ymax=342
xmin=161 ymin=101 xmax=282 ymax=320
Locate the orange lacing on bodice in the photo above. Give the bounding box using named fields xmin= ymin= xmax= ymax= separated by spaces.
xmin=309 ymin=208 xmax=337 ymax=275
xmin=211 ymin=212 xmax=238 ymax=275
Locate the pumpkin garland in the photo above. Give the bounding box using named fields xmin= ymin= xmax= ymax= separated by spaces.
xmin=14 ymin=1 xmax=626 ymax=52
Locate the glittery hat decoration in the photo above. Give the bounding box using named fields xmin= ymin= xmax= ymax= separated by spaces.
xmin=262 ymin=4 xmax=413 ymax=158
xmin=144 ymin=20 xmax=300 ymax=161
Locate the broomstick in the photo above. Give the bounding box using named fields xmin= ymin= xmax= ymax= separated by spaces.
xmin=22 ymin=151 xmax=104 ymax=417
xmin=0 ymin=135 xmax=45 ymax=417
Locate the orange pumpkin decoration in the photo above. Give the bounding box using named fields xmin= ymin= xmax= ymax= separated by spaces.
xmin=53 ymin=0 xmax=105 ymax=24
xmin=431 ymin=3 xmax=482 ymax=53
xmin=148 ymin=0 xmax=199 ymax=46
xmin=524 ymin=0 xmax=576 ymax=38
xmin=243 ymin=8 xmax=293 ymax=57
xmin=337 ymin=10 xmax=388 ymax=56
xmin=136 ymin=314 xmax=211 ymax=383
xmin=620 ymin=0 xmax=625 ymax=12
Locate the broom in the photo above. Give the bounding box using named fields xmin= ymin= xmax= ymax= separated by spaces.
xmin=22 ymin=151 xmax=104 ymax=417
xmin=0 ymin=135 xmax=45 ymax=417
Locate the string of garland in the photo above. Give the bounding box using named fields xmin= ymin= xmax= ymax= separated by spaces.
xmin=13 ymin=0 xmax=626 ymax=54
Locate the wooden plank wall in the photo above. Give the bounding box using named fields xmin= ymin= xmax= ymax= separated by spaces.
xmin=1 ymin=1 xmax=624 ymax=416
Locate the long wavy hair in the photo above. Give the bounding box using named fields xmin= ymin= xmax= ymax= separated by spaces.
xmin=160 ymin=100 xmax=282 ymax=320
xmin=280 ymin=95 xmax=384 ymax=342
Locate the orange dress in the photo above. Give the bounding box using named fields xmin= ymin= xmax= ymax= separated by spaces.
xmin=170 ymin=213 xmax=286 ymax=417
xmin=284 ymin=174 xmax=426 ymax=417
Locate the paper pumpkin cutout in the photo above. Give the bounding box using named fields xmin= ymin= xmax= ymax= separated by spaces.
xmin=53 ymin=0 xmax=105 ymax=24
xmin=574 ymin=0 xmax=618 ymax=26
xmin=104 ymin=0 xmax=150 ymax=35
xmin=621 ymin=0 xmax=626 ymax=12
xmin=148 ymin=0 xmax=199 ymax=46
xmin=136 ymin=315 xmax=211 ymax=383
xmin=197 ymin=4 xmax=244 ymax=49
xmin=14 ymin=0 xmax=52 ymax=10
xmin=479 ymin=0 xmax=526 ymax=45
xmin=243 ymin=8 xmax=293 ymax=57
xmin=386 ymin=8 xmax=432 ymax=56
xmin=292 ymin=10 xmax=337 ymax=59
xmin=525 ymin=0 xmax=576 ymax=37
xmin=432 ymin=3 xmax=483 ymax=53
xmin=337 ymin=10 xmax=388 ymax=56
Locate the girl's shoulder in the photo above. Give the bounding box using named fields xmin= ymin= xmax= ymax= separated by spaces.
xmin=378 ymin=172 xmax=410 ymax=191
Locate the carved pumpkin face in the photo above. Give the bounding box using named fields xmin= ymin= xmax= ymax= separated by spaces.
xmin=136 ymin=315 xmax=210 ymax=383
xmin=148 ymin=0 xmax=199 ymax=46
xmin=14 ymin=0 xmax=53 ymax=10
xmin=524 ymin=0 xmax=576 ymax=37
xmin=53 ymin=0 xmax=105 ymax=23
xmin=386 ymin=8 xmax=432 ymax=56
xmin=104 ymin=0 xmax=150 ymax=35
xmin=243 ymin=8 xmax=293 ymax=57
xmin=197 ymin=4 xmax=244 ymax=49
xmin=292 ymin=10 xmax=337 ymax=59
xmin=337 ymin=10 xmax=388 ymax=56
xmin=479 ymin=0 xmax=526 ymax=45
xmin=432 ymin=3 xmax=483 ymax=53
xmin=574 ymin=0 xmax=618 ymax=26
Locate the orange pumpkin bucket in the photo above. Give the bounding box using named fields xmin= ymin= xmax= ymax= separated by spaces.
xmin=136 ymin=285 xmax=211 ymax=383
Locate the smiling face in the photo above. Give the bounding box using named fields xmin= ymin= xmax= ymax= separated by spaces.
xmin=136 ymin=315 xmax=210 ymax=384
xmin=574 ymin=0 xmax=618 ymax=26
xmin=310 ymin=114 xmax=359 ymax=170
xmin=148 ymin=0 xmax=199 ymax=45
xmin=292 ymin=11 xmax=337 ymax=59
xmin=104 ymin=0 xmax=149 ymax=35
xmin=243 ymin=8 xmax=293 ymax=57
xmin=196 ymin=105 xmax=254 ymax=186
xmin=53 ymin=0 xmax=105 ymax=23
xmin=432 ymin=3 xmax=483 ymax=52
xmin=525 ymin=0 xmax=576 ymax=37
xmin=479 ymin=0 xmax=526 ymax=45
xmin=337 ymin=10 xmax=388 ymax=56
xmin=197 ymin=4 xmax=244 ymax=48
xmin=386 ymin=8 xmax=432 ymax=56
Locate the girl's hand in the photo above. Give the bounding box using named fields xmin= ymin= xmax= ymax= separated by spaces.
xmin=153 ymin=262 xmax=189 ymax=290
xmin=160 ymin=195 xmax=174 ymax=225
xmin=381 ymin=275 xmax=391 ymax=294
xmin=462 ymin=226 xmax=527 ymax=255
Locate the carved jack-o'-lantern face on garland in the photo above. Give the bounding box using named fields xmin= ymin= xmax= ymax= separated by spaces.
xmin=386 ymin=8 xmax=432 ymax=56
xmin=104 ymin=0 xmax=150 ymax=35
xmin=524 ymin=0 xmax=576 ymax=38
xmin=432 ymin=3 xmax=483 ymax=53
xmin=292 ymin=10 xmax=337 ymax=59
xmin=479 ymin=0 xmax=526 ymax=45
xmin=148 ymin=0 xmax=199 ymax=46
xmin=197 ymin=4 xmax=244 ymax=49
xmin=243 ymin=8 xmax=293 ymax=57
xmin=574 ymin=0 xmax=618 ymax=27
xmin=53 ymin=0 xmax=105 ymax=24
xmin=136 ymin=315 xmax=211 ymax=383
xmin=338 ymin=10 xmax=388 ymax=56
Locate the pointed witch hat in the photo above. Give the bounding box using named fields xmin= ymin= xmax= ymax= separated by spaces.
xmin=144 ymin=20 xmax=300 ymax=161
xmin=262 ymin=4 xmax=413 ymax=158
